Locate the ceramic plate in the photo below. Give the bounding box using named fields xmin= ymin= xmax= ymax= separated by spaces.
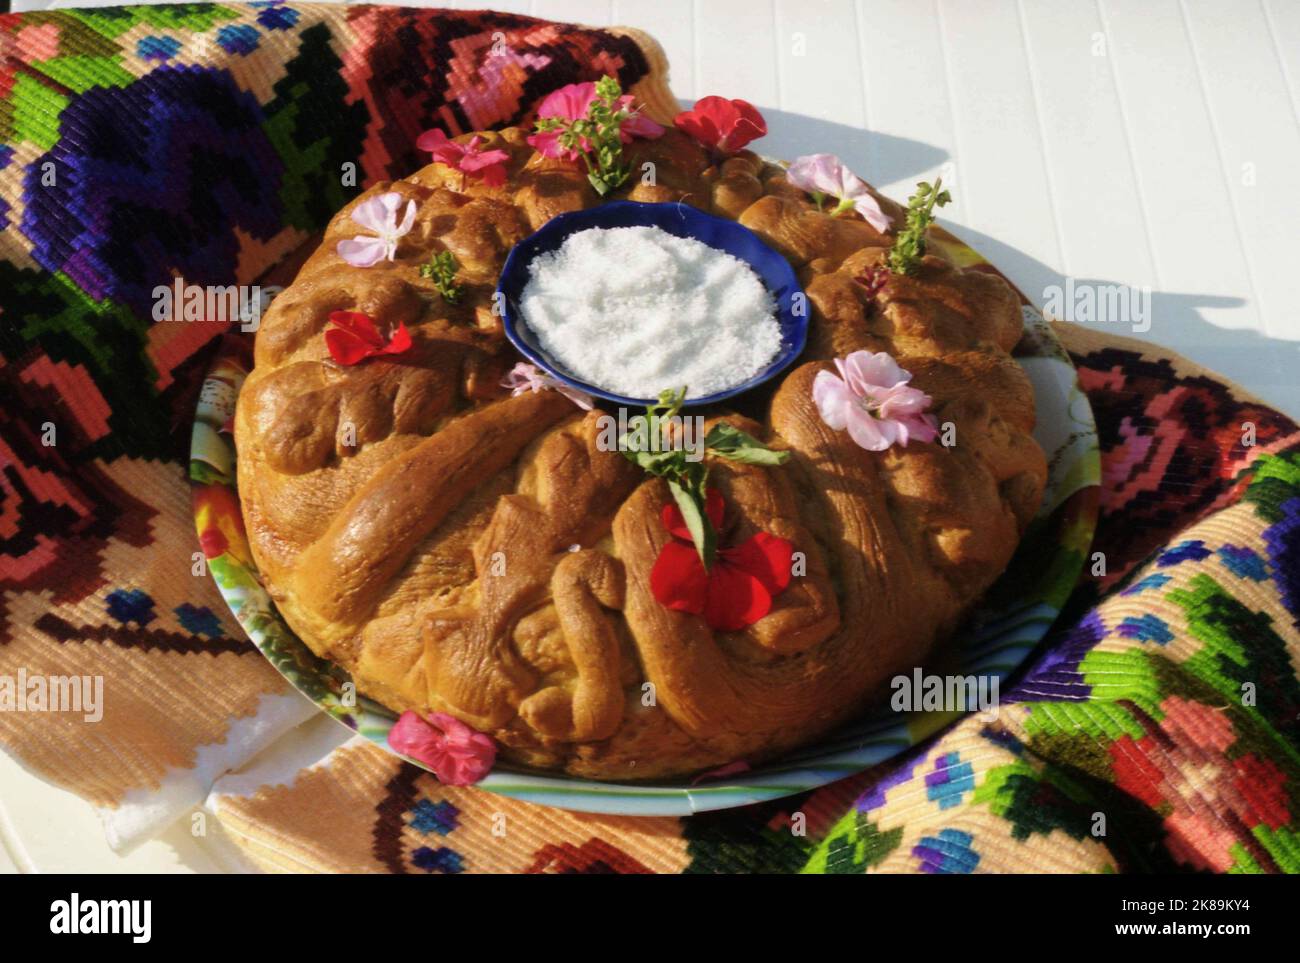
xmin=497 ymin=200 xmax=808 ymax=407
xmin=190 ymin=222 xmax=1100 ymax=816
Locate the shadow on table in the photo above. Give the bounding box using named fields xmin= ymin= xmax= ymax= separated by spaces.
xmin=948 ymin=223 xmax=1300 ymax=417
xmin=707 ymin=104 xmax=1299 ymax=414
xmin=754 ymin=108 xmax=949 ymax=189
xmin=675 ymin=99 xmax=949 ymax=189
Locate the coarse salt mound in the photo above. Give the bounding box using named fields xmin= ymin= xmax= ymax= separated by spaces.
xmin=518 ymin=226 xmax=782 ymax=399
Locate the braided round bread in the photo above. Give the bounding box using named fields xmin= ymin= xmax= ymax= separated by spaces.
xmin=234 ymin=127 xmax=1046 ymax=779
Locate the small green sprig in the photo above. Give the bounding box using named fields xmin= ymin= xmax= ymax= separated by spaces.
xmin=534 ymin=76 xmax=644 ymax=196
xmin=620 ymin=389 xmax=790 ymax=568
xmin=419 ymin=250 xmax=462 ymax=303
xmin=887 ymin=178 xmax=952 ymax=276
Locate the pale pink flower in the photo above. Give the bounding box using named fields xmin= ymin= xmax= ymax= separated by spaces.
xmin=336 ymin=192 xmax=417 ymax=267
xmin=786 ymin=153 xmax=892 ymax=233
xmin=812 ymin=350 xmax=937 ymax=451
xmin=387 ymin=710 xmax=496 ymax=786
xmin=416 ymin=129 xmax=510 ymax=187
xmin=502 ymin=361 xmax=594 ymax=411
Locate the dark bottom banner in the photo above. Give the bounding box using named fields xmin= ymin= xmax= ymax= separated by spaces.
xmin=5 ymin=872 xmax=1284 ymax=947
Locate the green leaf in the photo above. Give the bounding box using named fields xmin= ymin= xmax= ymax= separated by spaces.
xmin=595 ymin=75 xmax=623 ymax=100
xmin=623 ymin=446 xmax=685 ymax=476
xmin=419 ymin=250 xmax=462 ymax=303
xmin=651 ymin=387 xmax=688 ymax=419
xmin=618 ymin=392 xmax=791 ymax=572
xmin=668 ymin=478 xmax=716 ymax=569
xmin=704 ymin=423 xmax=791 ymax=466
xmin=888 ymin=176 xmax=953 ymax=276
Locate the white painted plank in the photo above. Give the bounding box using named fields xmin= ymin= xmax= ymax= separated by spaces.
xmin=1097 ymin=0 xmax=1300 ymax=416
xmin=1264 ymin=0 xmax=1300 ymax=127
xmin=746 ymin=0 xmax=871 ymax=177
xmin=1018 ymin=0 xmax=1157 ymax=291
xmin=342 ymin=0 xmax=533 ymax=13
xmin=1100 ymin=0 xmax=1260 ymax=332
xmin=773 ymin=0 xmax=867 ymax=127
xmin=855 ymin=1 xmax=960 ymax=212
xmin=472 ymin=0 xmax=536 ymax=14
xmin=690 ymin=0 xmax=780 ymax=111
xmin=612 ymin=0 xmax=697 ymax=101
xmin=531 ymin=0 xmax=613 ymax=27
xmin=1182 ymin=0 xmax=1300 ymax=338
xmin=934 ymin=0 xmax=1066 ymax=305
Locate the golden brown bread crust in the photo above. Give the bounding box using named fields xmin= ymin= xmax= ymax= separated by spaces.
xmin=235 ymin=127 xmax=1047 ymax=779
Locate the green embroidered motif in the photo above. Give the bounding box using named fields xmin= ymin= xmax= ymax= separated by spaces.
xmin=12 ymin=11 xmax=124 ymax=57
xmin=261 ymin=23 xmax=370 ymax=232
xmin=804 ymin=811 xmax=903 ymax=874
xmin=683 ymin=799 xmax=818 ymax=874
xmin=1024 ymin=695 xmax=1147 ymax=750
xmin=1228 ymin=841 xmax=1266 ymax=874
xmin=1250 ymin=825 xmax=1300 ymax=874
xmin=10 ymin=74 xmax=70 ymax=151
xmin=1243 ymin=451 xmax=1300 ymax=523
xmin=0 ymin=265 xmax=170 ymax=459
xmin=29 ymin=56 xmax=135 ymax=94
xmin=972 ymin=760 xmax=1096 ymax=842
xmin=66 ymin=4 xmax=241 ymax=40
xmin=1171 ymin=573 xmax=1300 ymax=750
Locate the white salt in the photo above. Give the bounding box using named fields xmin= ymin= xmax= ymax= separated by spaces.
xmin=518 ymin=226 xmax=782 ymax=399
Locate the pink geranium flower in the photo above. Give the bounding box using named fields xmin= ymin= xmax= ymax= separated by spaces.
xmin=502 ymin=361 xmax=594 ymax=410
xmin=619 ymin=109 xmax=666 ymax=142
xmin=786 ymin=153 xmax=892 ymax=233
xmin=387 ymin=710 xmax=497 ymax=786
xmin=812 ymin=350 xmax=938 ymax=451
xmin=416 ymin=129 xmax=510 ymax=188
xmin=525 ymin=127 xmax=571 ymax=162
xmin=336 ymin=192 xmax=417 ymax=267
xmin=526 ymin=81 xmax=664 ymax=160
xmin=538 ymin=81 xmax=599 ymax=124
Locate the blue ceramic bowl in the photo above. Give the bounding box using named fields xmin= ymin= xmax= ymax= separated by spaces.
xmin=497 ymin=200 xmax=807 ymax=407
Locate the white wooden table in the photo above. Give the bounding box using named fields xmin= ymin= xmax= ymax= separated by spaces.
xmin=5 ymin=0 xmax=1298 ymax=872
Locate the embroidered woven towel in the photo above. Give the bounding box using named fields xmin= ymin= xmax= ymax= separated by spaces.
xmin=0 ymin=1 xmax=674 ymax=852
xmin=2 ymin=4 xmax=1298 ymax=872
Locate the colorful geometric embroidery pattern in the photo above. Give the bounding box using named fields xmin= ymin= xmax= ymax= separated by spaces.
xmin=0 ymin=3 xmax=656 ymax=623
xmin=806 ymin=339 xmax=1300 ymax=874
xmin=2 ymin=5 xmax=1299 ymax=873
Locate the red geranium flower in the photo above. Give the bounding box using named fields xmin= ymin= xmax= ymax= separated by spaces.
xmin=649 ymin=489 xmax=794 ymax=631
xmin=416 ymin=129 xmax=510 ymax=188
xmin=674 ymin=96 xmax=767 ymax=155
xmin=325 ymin=310 xmax=412 ymax=366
